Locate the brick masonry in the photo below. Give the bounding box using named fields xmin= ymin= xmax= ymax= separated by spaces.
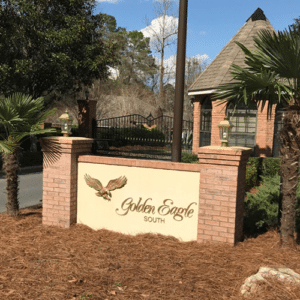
xmin=41 ymin=136 xmax=251 ymax=245
xmin=197 ymin=146 xmax=251 ymax=244
xmin=192 ymin=96 xmax=277 ymax=157
xmin=41 ymin=137 xmax=94 ymax=228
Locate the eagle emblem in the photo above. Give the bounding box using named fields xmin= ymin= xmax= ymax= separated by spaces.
xmin=84 ymin=174 xmax=127 ymax=201
xmin=143 ymin=123 xmax=157 ymax=131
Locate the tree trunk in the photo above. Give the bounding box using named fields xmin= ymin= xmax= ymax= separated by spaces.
xmin=279 ymin=107 xmax=300 ymax=247
xmin=2 ymin=139 xmax=21 ymax=217
xmin=158 ymin=47 xmax=165 ymax=109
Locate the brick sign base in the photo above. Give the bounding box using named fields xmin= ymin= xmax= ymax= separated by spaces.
xmin=40 ymin=137 xmax=251 ymax=245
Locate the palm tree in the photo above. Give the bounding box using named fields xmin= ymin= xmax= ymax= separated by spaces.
xmin=213 ymin=27 xmax=300 ymax=248
xmin=0 ymin=93 xmax=57 ymax=217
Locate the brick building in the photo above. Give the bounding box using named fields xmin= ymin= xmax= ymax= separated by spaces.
xmin=188 ymin=8 xmax=283 ymax=157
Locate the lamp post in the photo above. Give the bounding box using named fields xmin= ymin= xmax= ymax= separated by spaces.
xmin=59 ymin=110 xmax=74 ymax=137
xmin=218 ymin=117 xmax=233 ymax=147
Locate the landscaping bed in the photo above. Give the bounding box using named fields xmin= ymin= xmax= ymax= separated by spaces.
xmin=0 ymin=207 xmax=299 ymax=300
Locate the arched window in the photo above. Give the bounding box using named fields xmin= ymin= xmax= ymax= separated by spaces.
xmin=226 ymin=103 xmax=257 ymax=149
xmin=273 ymin=104 xmax=284 ymax=157
xmin=199 ymin=96 xmax=212 ymax=147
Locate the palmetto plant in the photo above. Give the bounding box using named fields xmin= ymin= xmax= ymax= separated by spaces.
xmin=0 ymin=93 xmax=58 ymax=217
xmin=213 ymin=27 xmax=300 ymax=248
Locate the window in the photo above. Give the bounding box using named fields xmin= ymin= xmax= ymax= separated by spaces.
xmin=199 ymin=96 xmax=212 ymax=147
xmin=226 ymin=103 xmax=257 ymax=149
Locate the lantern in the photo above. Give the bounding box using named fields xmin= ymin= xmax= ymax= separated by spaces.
xmin=218 ymin=117 xmax=233 ymax=147
xmin=59 ymin=110 xmax=73 ymax=137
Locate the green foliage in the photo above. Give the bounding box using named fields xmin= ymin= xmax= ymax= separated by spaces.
xmin=97 ymin=127 xmax=165 ymax=147
xmin=261 ymin=158 xmax=281 ymax=177
xmin=0 ymin=1 xmax=118 ymax=99
xmin=19 ymin=151 xmax=43 ymax=168
xmin=0 ymin=150 xmax=43 ymax=170
xmin=118 ymin=31 xmax=157 ymax=85
xmin=245 ymin=164 xmax=258 ymax=192
xmin=97 ymin=14 xmax=157 ymax=87
xmin=181 ymin=153 xmax=198 ymax=163
xmin=244 ymin=175 xmax=280 ymax=237
xmin=247 ymin=157 xmax=260 ymax=171
xmin=245 ymin=157 xmax=281 ymax=191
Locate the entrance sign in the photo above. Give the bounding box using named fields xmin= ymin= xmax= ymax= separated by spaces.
xmin=77 ymin=162 xmax=200 ymax=242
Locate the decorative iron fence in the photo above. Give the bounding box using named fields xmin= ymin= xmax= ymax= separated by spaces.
xmin=92 ymin=113 xmax=193 ymax=150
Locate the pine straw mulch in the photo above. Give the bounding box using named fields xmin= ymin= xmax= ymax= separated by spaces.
xmin=1 ymin=206 xmax=300 ymax=300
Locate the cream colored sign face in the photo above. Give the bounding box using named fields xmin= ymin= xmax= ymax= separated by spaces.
xmin=77 ymin=162 xmax=200 ymax=242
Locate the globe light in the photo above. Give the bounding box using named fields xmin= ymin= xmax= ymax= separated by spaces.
xmin=218 ymin=117 xmax=233 ymax=147
xmin=59 ymin=110 xmax=74 ymax=137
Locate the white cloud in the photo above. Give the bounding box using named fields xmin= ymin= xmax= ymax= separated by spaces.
xmin=190 ymin=54 xmax=210 ymax=63
xmin=156 ymin=53 xmax=210 ymax=86
xmin=141 ymin=15 xmax=178 ymax=44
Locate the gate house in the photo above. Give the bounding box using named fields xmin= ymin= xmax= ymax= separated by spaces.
xmin=189 ymin=8 xmax=282 ymax=158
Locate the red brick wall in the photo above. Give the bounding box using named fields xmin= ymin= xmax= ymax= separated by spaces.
xmin=41 ymin=137 xmax=94 ymax=228
xmin=255 ymin=103 xmax=276 ymax=157
xmin=192 ymin=96 xmax=277 ymax=157
xmin=197 ymin=146 xmax=251 ymax=244
xmin=211 ymin=100 xmax=227 ymax=146
xmin=192 ymin=100 xmax=200 ymax=154
xmin=41 ymin=136 xmax=251 ymax=245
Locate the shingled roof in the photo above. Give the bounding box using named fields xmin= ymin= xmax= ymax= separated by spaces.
xmin=188 ymin=8 xmax=276 ymax=95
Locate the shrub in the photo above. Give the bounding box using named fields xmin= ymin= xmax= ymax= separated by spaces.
xmin=262 ymin=158 xmax=281 ymax=177
xmin=0 ymin=150 xmax=43 ymax=170
xmin=245 ymin=164 xmax=258 ymax=192
xmin=248 ymin=157 xmax=260 ymax=170
xmin=97 ymin=127 xmax=166 ymax=147
xmin=181 ymin=153 xmax=198 ymax=163
xmin=19 ymin=151 xmax=43 ymax=167
xmin=244 ymin=175 xmax=280 ymax=237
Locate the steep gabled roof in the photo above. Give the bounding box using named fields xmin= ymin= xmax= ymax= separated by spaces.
xmin=188 ymin=8 xmax=276 ymax=94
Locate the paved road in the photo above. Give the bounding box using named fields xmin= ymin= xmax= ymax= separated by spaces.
xmin=0 ymin=169 xmax=43 ymax=213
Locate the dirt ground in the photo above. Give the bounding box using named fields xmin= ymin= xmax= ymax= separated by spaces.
xmin=0 ymin=206 xmax=300 ymax=300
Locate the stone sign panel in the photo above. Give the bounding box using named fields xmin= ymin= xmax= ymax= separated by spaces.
xmin=77 ymin=162 xmax=200 ymax=242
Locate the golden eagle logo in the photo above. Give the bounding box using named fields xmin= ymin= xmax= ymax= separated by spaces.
xmin=84 ymin=174 xmax=127 ymax=201
xmin=143 ymin=123 xmax=157 ymax=131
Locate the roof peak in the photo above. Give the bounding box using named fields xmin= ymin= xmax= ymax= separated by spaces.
xmin=246 ymin=8 xmax=267 ymax=22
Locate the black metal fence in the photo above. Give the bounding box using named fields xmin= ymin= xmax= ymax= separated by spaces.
xmin=92 ymin=113 xmax=193 ymax=152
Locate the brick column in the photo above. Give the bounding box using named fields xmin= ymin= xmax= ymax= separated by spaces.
xmin=197 ymin=146 xmax=251 ymax=244
xmin=255 ymin=103 xmax=276 ymax=157
xmin=192 ymin=100 xmax=200 ymax=154
xmin=77 ymin=99 xmax=97 ymax=138
xmin=211 ymin=100 xmax=227 ymax=146
xmin=40 ymin=137 xmax=94 ymax=228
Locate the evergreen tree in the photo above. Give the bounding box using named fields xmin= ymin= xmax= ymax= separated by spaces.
xmin=0 ymin=0 xmax=118 ymax=100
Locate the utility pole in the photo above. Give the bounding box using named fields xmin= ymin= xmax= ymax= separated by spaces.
xmin=171 ymin=0 xmax=188 ymax=162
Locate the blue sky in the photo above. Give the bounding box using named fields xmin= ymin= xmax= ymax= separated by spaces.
xmin=95 ymin=0 xmax=300 ymax=74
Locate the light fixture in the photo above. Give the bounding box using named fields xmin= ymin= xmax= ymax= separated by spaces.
xmin=59 ymin=110 xmax=74 ymax=137
xmin=218 ymin=117 xmax=233 ymax=147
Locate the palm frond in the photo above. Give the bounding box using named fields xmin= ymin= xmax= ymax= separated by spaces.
xmin=0 ymin=93 xmax=58 ymax=154
xmin=213 ymin=30 xmax=298 ymax=117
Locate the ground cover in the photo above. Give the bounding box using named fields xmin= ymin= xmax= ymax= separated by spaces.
xmin=0 ymin=206 xmax=299 ymax=300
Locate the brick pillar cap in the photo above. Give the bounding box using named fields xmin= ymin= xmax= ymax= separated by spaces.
xmin=198 ymin=146 xmax=252 ymax=155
